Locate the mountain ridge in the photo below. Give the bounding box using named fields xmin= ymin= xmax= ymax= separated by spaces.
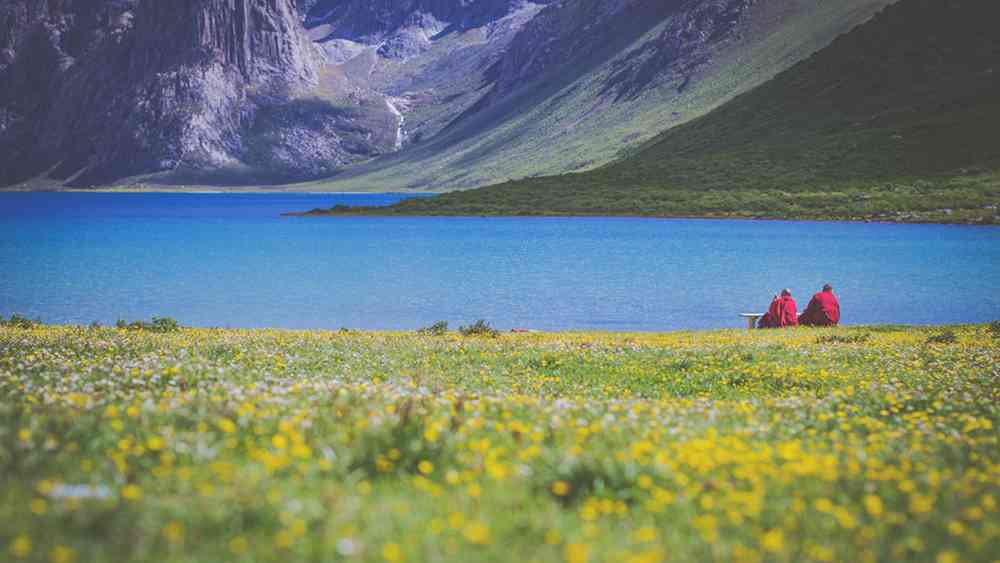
xmin=1 ymin=0 xmax=893 ymax=191
xmin=330 ymin=0 xmax=999 ymax=224
xmin=0 ymin=0 xmax=553 ymax=187
xmin=300 ymin=0 xmax=893 ymax=192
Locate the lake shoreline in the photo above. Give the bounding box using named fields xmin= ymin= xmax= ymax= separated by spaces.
xmin=3 ymin=188 xmax=994 ymax=226
xmin=0 ymin=184 xmax=441 ymax=195
xmin=6 ymin=321 xmax=990 ymax=336
xmin=282 ymin=208 xmax=1000 ymax=227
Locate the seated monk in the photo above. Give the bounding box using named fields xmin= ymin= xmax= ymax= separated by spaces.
xmin=757 ymin=294 xmax=780 ymax=328
xmin=758 ymin=289 xmax=798 ymax=328
xmin=799 ymin=284 xmax=841 ymax=326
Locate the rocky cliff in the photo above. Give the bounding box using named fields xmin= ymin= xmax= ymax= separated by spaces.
xmin=479 ymin=0 xmax=753 ymax=108
xmin=304 ymin=0 xmax=550 ymax=44
xmin=1 ymin=0 xmax=338 ymax=186
xmin=0 ymin=0 xmax=552 ymax=187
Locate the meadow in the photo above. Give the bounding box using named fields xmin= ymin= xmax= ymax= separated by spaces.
xmin=1 ymin=323 xmax=997 ymax=562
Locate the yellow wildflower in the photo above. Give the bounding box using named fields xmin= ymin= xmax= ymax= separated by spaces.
xmin=229 ymin=537 xmax=249 ymax=555
xmin=551 ymin=481 xmax=571 ymax=496
xmin=863 ymin=495 xmax=884 ymax=518
xmin=462 ymin=522 xmax=490 ymax=545
xmin=9 ymin=535 xmax=31 ymax=558
xmin=121 ymin=484 xmax=143 ymax=502
xmin=163 ymin=521 xmax=184 ymax=544
xmin=761 ymin=529 xmax=785 ymax=553
xmin=564 ymin=543 xmax=590 ymax=563
xmin=382 ymin=542 xmax=403 ymax=562
xmin=633 ymin=526 xmax=657 ymax=543
xmin=49 ymin=546 xmax=76 ymax=563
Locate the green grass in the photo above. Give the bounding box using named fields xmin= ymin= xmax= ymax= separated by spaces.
xmin=335 ymin=0 xmax=1000 ymax=223
xmin=1 ymin=323 xmax=998 ymax=562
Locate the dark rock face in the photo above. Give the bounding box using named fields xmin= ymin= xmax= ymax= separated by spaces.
xmin=308 ymin=0 xmax=551 ymax=148
xmin=1 ymin=0 xmax=145 ymax=185
xmin=0 ymin=0 xmax=397 ymax=187
xmin=0 ymin=0 xmax=548 ymax=187
xmin=134 ymin=0 xmax=315 ymax=86
xmin=484 ymin=0 xmax=655 ymax=99
xmin=484 ymin=0 xmax=753 ymax=105
xmin=242 ymin=98 xmax=399 ymax=181
xmin=303 ymin=0 xmax=548 ymax=43
xmin=602 ymin=0 xmax=754 ymax=101
xmin=302 ymin=0 xmax=558 ymax=63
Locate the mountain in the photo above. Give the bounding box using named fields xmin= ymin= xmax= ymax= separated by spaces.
xmin=0 ymin=0 xmax=555 ymax=187
xmin=298 ymin=0 xmax=554 ymax=159
xmin=359 ymin=0 xmax=1000 ymax=223
xmin=304 ymin=0 xmax=895 ymax=192
xmin=302 ymin=0 xmax=549 ymax=45
xmin=0 ymin=0 xmax=892 ymax=190
xmin=0 ymin=0 xmax=331 ymax=187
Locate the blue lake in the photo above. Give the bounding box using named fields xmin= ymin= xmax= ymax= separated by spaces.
xmin=2 ymin=192 xmax=998 ymax=331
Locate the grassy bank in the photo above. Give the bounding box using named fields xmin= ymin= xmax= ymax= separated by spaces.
xmin=1 ymin=323 xmax=998 ymax=562
xmin=292 ymin=171 xmax=1000 ymax=225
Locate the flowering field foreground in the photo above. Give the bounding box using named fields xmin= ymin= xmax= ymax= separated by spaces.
xmin=1 ymin=324 xmax=998 ymax=563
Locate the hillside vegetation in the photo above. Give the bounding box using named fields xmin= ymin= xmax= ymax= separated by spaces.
xmin=339 ymin=0 xmax=1000 ymax=223
xmin=305 ymin=0 xmax=893 ymax=192
xmin=2 ymin=324 xmax=998 ymax=561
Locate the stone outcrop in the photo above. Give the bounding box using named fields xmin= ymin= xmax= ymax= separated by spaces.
xmin=303 ymin=0 xmax=552 ymax=44
xmin=483 ymin=0 xmax=754 ymax=105
xmin=602 ymin=0 xmax=754 ymax=100
xmin=0 ymin=0 xmax=385 ymax=187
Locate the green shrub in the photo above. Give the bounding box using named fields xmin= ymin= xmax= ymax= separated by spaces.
xmin=115 ymin=317 xmax=181 ymax=333
xmin=459 ymin=320 xmax=500 ymax=338
xmin=0 ymin=314 xmax=40 ymax=329
xmin=926 ymin=330 xmax=958 ymax=345
xmin=149 ymin=317 xmax=180 ymax=332
xmin=816 ymin=333 xmax=871 ymax=345
xmin=990 ymin=321 xmax=1000 ymax=339
xmin=419 ymin=321 xmax=449 ymax=336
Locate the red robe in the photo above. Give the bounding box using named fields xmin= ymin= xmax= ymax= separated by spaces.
xmin=759 ymin=296 xmax=798 ymax=328
xmin=758 ymin=298 xmax=779 ymax=328
xmin=800 ymin=290 xmax=841 ymax=326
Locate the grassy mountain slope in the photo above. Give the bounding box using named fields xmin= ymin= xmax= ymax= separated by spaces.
xmin=301 ymin=0 xmax=893 ymax=192
xmin=344 ymin=0 xmax=1000 ymax=223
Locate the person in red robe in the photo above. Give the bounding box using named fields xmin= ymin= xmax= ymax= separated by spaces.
xmin=799 ymin=284 xmax=841 ymax=326
xmin=757 ymin=294 xmax=780 ymax=328
xmin=758 ymin=289 xmax=798 ymax=328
